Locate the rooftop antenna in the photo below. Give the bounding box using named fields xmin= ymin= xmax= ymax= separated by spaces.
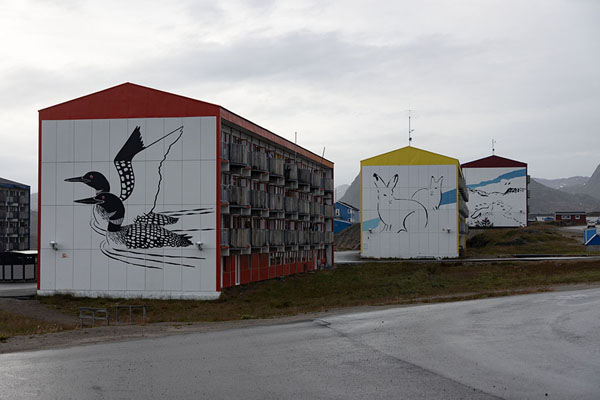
xmin=492 ymin=139 xmax=496 ymax=155
xmin=294 ymin=131 xmax=298 ymax=163
xmin=408 ymin=110 xmax=415 ymax=146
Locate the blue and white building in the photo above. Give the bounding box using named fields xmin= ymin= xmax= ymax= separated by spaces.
xmin=334 ymin=201 xmax=359 ymax=233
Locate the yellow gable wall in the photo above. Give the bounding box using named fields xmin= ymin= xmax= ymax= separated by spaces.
xmin=361 ymin=146 xmax=459 ymax=167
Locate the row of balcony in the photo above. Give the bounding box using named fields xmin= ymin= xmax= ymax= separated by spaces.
xmin=0 ymin=227 xmax=28 ymax=235
xmin=0 ymin=211 xmax=28 ymax=220
xmin=223 ymin=188 xmax=333 ymax=215
xmin=0 ymin=195 xmax=29 ymax=204
xmin=222 ymin=228 xmax=334 ymax=248
xmin=222 ymin=143 xmax=333 ymax=191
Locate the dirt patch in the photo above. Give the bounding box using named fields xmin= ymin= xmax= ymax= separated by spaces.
xmin=0 ymin=298 xmax=79 ymax=327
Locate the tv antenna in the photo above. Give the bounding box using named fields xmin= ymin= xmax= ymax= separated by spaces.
xmin=492 ymin=139 xmax=496 ymax=155
xmin=408 ymin=110 xmax=415 ymax=146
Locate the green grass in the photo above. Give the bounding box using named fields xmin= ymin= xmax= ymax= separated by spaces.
xmin=466 ymin=224 xmax=585 ymax=256
xmin=38 ymin=259 xmax=600 ymax=325
xmin=0 ymin=310 xmax=67 ymax=342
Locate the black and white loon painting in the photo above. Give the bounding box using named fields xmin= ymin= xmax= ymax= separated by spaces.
xmin=65 ymin=124 xmax=214 ymax=270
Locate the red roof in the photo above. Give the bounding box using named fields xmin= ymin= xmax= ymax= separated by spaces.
xmin=461 ymin=155 xmax=527 ymax=169
xmin=39 ymin=82 xmax=333 ymax=168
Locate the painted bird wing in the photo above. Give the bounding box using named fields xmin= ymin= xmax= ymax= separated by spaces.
xmin=114 ymin=126 xmax=146 ymax=201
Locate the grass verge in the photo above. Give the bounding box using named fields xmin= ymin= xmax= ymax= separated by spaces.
xmin=0 ymin=310 xmax=67 ymax=342
xmin=37 ymin=259 xmax=600 ymax=326
xmin=466 ymin=224 xmax=586 ymax=256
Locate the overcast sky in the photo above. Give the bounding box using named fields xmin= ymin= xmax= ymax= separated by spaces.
xmin=1 ymin=0 xmax=599 ymax=189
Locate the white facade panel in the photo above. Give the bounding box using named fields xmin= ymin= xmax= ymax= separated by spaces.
xmin=361 ymin=164 xmax=458 ymax=259
xmin=39 ymin=117 xmax=219 ymax=299
xmin=463 ymin=167 xmax=527 ymax=227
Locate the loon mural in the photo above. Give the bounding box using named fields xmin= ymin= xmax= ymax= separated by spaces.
xmin=65 ymin=125 xmax=214 ymax=269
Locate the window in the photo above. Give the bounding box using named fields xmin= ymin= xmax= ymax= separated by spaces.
xmin=335 ymin=208 xmax=340 ymax=217
xmin=575 ymin=215 xmax=581 ymax=220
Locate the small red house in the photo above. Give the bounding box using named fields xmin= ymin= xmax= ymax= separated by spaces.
xmin=554 ymin=211 xmax=586 ymax=225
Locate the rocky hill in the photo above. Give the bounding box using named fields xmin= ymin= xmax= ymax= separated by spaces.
xmin=339 ymin=173 xmax=360 ymax=208
xmin=534 ymin=176 xmax=589 ymax=190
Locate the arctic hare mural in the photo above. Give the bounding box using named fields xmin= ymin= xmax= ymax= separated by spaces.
xmin=372 ymin=173 xmax=443 ymax=233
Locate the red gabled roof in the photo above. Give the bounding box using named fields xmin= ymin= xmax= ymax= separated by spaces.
xmin=39 ymin=82 xmax=333 ymax=168
xmin=38 ymin=82 xmax=221 ymax=120
xmin=461 ymin=155 xmax=527 ymax=169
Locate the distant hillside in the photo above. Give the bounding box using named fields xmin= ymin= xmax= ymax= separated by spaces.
xmin=529 ymin=179 xmax=600 ymax=214
xmin=339 ymin=173 xmax=360 ymax=208
xmin=334 ymin=184 xmax=349 ymax=201
xmin=534 ymin=176 xmax=589 ymax=190
xmin=558 ymin=164 xmax=600 ymax=201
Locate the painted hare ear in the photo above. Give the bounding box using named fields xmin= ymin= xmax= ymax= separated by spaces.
xmin=389 ymin=174 xmax=399 ymax=189
xmin=373 ymin=173 xmax=382 ymax=188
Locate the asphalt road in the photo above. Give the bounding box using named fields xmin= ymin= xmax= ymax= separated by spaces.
xmin=2 ymin=289 xmax=599 ymax=399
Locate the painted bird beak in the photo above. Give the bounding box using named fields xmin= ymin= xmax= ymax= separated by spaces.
xmin=65 ymin=176 xmax=90 ymax=183
xmin=74 ymin=197 xmax=102 ymax=204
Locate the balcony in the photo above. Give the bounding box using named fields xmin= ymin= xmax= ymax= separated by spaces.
xmin=221 ymin=142 xmax=230 ymax=160
xmin=324 ymin=178 xmax=334 ymax=192
xmin=229 ymin=143 xmax=249 ymax=166
xmin=285 ymin=230 xmax=298 ymax=246
xmin=251 ymin=229 xmax=267 ymax=248
xmin=298 ymin=200 xmax=310 ymax=215
xmin=269 ymin=158 xmax=284 ymax=177
xmin=298 ymin=169 xmax=311 ymax=185
xmin=221 ymin=187 xmax=230 ymax=203
xmin=311 ymin=231 xmax=323 ymax=244
xmin=284 ymin=197 xmax=298 ymax=213
xmin=268 ymin=230 xmax=285 ymax=246
xmin=324 ymin=205 xmax=333 ymax=218
xmin=311 ymin=173 xmax=322 ymax=188
xmin=285 ymin=164 xmax=298 ymax=181
xmin=229 ymin=186 xmax=249 ymax=206
xmin=19 ymin=212 xmax=28 ymax=219
xmin=231 ymin=229 xmax=250 ymax=248
xmin=298 ymin=231 xmax=310 ymax=245
xmin=269 ymin=194 xmax=284 ymax=211
xmin=310 ymin=202 xmax=323 ymax=216
xmin=221 ymin=228 xmax=230 ymax=246
xmin=250 ymin=190 xmax=268 ymax=209
xmin=250 ymin=151 xmax=268 ymax=172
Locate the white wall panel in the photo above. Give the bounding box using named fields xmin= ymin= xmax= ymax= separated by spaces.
xmin=40 ymin=116 xmax=218 ymax=298
xmin=56 ymin=163 xmax=74 ymax=206
xmin=40 ymin=205 xmax=55 ymax=249
xmin=39 ymin=249 xmax=56 ymax=289
xmin=73 ymin=120 xmax=92 ymax=162
xmin=41 ymin=163 xmax=57 ymax=206
xmin=90 ymin=249 xmax=109 ymax=290
xmin=92 ymin=120 xmax=110 ymax=162
xmin=56 ymin=120 xmax=74 ymax=162
xmin=41 ymin=121 xmax=57 ymax=163
xmin=73 ymin=250 xmax=91 ymax=290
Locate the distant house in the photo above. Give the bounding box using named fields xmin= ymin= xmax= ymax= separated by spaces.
xmin=555 ymin=211 xmax=586 ymax=225
xmin=334 ymin=201 xmax=359 ymax=234
xmin=584 ymin=228 xmax=600 ymax=252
